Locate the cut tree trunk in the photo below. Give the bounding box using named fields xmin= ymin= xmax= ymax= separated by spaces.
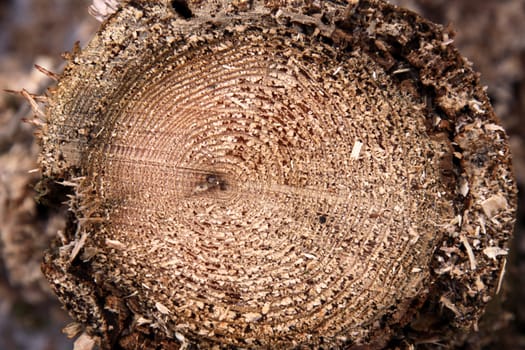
xmin=36 ymin=0 xmax=517 ymax=349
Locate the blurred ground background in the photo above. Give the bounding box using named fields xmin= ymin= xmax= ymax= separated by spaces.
xmin=0 ymin=0 xmax=523 ymax=349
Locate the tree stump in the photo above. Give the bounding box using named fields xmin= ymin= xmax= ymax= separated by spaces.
xmin=37 ymin=0 xmax=517 ymax=348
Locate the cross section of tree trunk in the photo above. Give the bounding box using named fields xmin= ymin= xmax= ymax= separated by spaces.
xmin=37 ymin=0 xmax=517 ymax=348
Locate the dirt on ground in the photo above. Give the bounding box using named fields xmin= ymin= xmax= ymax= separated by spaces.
xmin=0 ymin=1 xmax=523 ymax=349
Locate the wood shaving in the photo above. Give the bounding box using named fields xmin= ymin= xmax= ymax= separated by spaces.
xmin=481 ymin=194 xmax=508 ymax=218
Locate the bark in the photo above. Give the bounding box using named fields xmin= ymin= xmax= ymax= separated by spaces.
xmin=36 ymin=0 xmax=517 ymax=349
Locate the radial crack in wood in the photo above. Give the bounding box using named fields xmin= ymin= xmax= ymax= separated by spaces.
xmin=37 ymin=0 xmax=517 ymax=349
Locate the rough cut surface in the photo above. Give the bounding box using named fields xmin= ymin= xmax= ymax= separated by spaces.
xmin=36 ymin=0 xmax=517 ymax=349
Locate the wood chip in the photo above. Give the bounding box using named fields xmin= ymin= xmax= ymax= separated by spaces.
xmin=439 ymin=295 xmax=461 ymax=317
xmin=155 ymin=302 xmax=171 ymax=315
xmin=350 ymin=140 xmax=363 ymax=159
xmin=63 ymin=322 xmax=83 ymax=339
xmin=69 ymin=230 xmax=88 ymax=263
xmin=483 ymin=246 xmax=508 ymax=259
xmin=262 ymin=303 xmax=270 ymax=315
xmin=458 ymin=177 xmax=469 ymax=197
xmin=496 ymin=258 xmax=507 ymax=295
xmin=136 ymin=316 xmax=152 ymax=325
xmin=105 ymin=238 xmax=126 ymax=249
xmin=459 ymin=235 xmax=477 ymax=271
xmin=73 ymin=333 xmax=96 ymax=350
xmin=480 ymin=194 xmax=508 ymax=218
xmin=244 ymin=312 xmax=262 ymax=322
